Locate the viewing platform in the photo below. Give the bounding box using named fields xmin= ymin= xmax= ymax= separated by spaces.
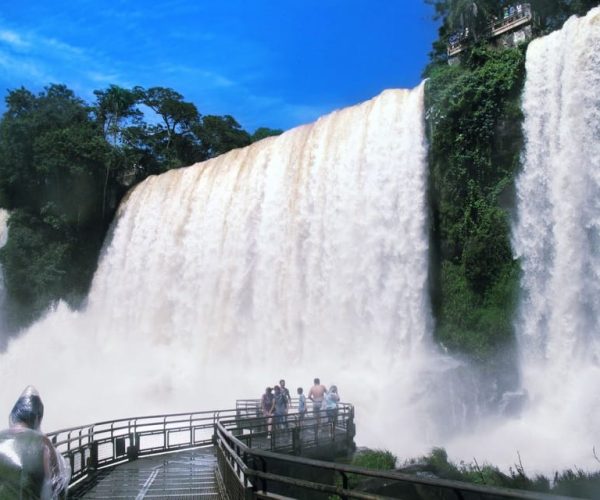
xmin=447 ymin=3 xmax=540 ymax=62
xmin=47 ymin=400 xmax=577 ymax=499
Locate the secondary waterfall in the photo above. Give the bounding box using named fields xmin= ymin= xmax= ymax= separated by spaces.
xmin=0 ymin=209 xmax=10 ymax=348
xmin=446 ymin=7 xmax=600 ymax=471
xmin=0 ymin=85 xmax=451 ymax=456
xmin=513 ymin=6 xmax=600 ymax=465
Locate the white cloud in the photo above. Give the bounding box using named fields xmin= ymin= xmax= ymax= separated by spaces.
xmin=0 ymin=30 xmax=29 ymax=49
xmin=0 ymin=24 xmax=129 ymax=98
xmin=0 ymin=48 xmax=56 ymax=83
xmin=85 ymin=70 xmax=121 ymax=84
xmin=158 ymin=63 xmax=236 ymax=89
xmin=43 ymin=37 xmax=85 ymax=57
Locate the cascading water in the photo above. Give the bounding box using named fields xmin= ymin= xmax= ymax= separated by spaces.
xmin=0 ymin=209 xmax=10 ymax=348
xmin=3 ymin=10 xmax=596 ymax=472
xmin=512 ymin=6 xmax=600 ymax=467
xmin=447 ymin=7 xmax=600 ymax=472
xmin=0 ymin=85 xmax=455 ymax=456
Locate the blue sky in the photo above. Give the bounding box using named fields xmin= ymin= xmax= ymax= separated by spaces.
xmin=0 ymin=1 xmax=439 ymax=131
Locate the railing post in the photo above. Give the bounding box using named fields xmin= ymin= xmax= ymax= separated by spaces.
xmin=292 ymin=426 xmax=301 ymax=455
xmin=163 ymin=416 xmax=168 ymax=451
xmin=346 ymin=405 xmax=356 ymax=449
xmin=89 ymin=441 xmax=98 ymax=470
xmin=259 ymin=456 xmax=268 ymax=494
xmin=127 ymin=432 xmax=139 ymax=461
xmin=340 ymin=471 xmax=349 ymax=500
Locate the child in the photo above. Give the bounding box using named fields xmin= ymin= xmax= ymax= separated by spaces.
xmin=297 ymin=387 xmax=307 ymax=424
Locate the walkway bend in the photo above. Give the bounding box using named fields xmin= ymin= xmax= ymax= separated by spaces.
xmin=47 ymin=401 xmax=577 ymax=500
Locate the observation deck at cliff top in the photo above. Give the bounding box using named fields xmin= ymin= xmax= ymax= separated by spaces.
xmin=48 ymin=400 xmax=577 ymax=500
xmin=447 ymin=3 xmax=539 ymax=60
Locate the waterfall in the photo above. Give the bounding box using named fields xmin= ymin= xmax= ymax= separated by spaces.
xmin=444 ymin=7 xmax=600 ymax=471
xmin=0 ymin=85 xmax=448 ymax=455
xmin=512 ymin=6 xmax=600 ymax=466
xmin=0 ymin=209 xmax=9 ymax=348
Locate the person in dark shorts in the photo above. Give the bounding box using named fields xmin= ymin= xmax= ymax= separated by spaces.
xmin=308 ymin=377 xmax=327 ymax=429
xmin=261 ymin=387 xmax=275 ymax=435
xmin=273 ymin=385 xmax=288 ymax=430
xmin=297 ymin=387 xmax=307 ymax=425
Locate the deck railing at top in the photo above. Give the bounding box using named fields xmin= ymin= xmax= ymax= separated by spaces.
xmin=447 ymin=3 xmax=535 ymax=57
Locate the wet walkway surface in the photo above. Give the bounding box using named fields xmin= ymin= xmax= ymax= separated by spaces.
xmin=72 ymin=447 xmax=220 ymax=499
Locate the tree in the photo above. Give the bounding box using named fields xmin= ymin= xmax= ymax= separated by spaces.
xmin=0 ymin=82 xmax=276 ymax=328
xmin=135 ymin=86 xmax=201 ymax=167
xmin=0 ymin=85 xmax=110 ymax=325
xmin=93 ymin=85 xmax=142 ymax=217
xmin=0 ymin=85 xmax=107 ymax=216
xmin=195 ymin=115 xmax=251 ymax=159
xmin=251 ymin=127 xmax=284 ymax=143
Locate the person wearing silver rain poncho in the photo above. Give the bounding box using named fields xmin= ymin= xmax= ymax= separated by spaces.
xmin=0 ymin=386 xmax=70 ymax=499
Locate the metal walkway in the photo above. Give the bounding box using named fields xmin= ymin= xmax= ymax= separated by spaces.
xmin=48 ymin=402 xmax=571 ymax=499
xmin=72 ymin=448 xmax=219 ymax=499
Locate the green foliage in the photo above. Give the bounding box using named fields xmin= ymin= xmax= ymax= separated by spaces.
xmin=410 ymin=448 xmax=600 ymax=497
xmin=552 ymin=468 xmax=600 ymax=498
xmin=351 ymin=449 xmax=397 ymax=471
xmin=332 ymin=448 xmax=397 ymax=496
xmin=0 ymin=210 xmax=104 ymax=325
xmin=195 ymin=115 xmax=251 ymax=159
xmin=0 ymin=83 xmax=279 ymax=329
xmin=423 ymin=0 xmax=599 ymax=363
xmin=426 ymin=46 xmax=525 ymax=360
xmin=424 ymin=1 xmax=600 ymax=63
xmin=411 ymin=447 xmax=550 ymax=490
xmin=251 ymin=127 xmax=284 ymax=143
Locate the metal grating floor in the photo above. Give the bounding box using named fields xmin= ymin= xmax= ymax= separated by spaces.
xmin=73 ymin=447 xmax=221 ymax=499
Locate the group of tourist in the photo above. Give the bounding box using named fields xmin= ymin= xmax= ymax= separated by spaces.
xmin=260 ymin=378 xmax=340 ymax=435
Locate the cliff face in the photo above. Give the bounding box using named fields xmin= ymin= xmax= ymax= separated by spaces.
xmin=425 ymin=45 xmax=526 ymax=373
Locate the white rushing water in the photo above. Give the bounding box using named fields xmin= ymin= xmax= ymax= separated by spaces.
xmin=0 ymin=209 xmax=10 ymax=347
xmin=447 ymin=7 xmax=600 ymax=472
xmin=513 ymin=6 xmax=600 ymax=467
xmin=0 ymin=85 xmax=456 ymax=456
xmin=2 ymin=9 xmax=597 ymax=473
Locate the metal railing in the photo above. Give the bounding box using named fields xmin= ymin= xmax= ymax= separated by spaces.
xmin=227 ymin=400 xmax=356 ymax=455
xmin=46 ymin=408 xmax=238 ymax=485
xmin=447 ymin=3 xmax=535 ymax=57
xmin=215 ymin=402 xmax=575 ymax=500
xmin=46 ymin=401 xmax=577 ymax=499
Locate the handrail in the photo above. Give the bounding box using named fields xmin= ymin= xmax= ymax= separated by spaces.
xmin=47 ymin=407 xmax=240 ymax=485
xmin=47 ymin=401 xmax=577 ymax=499
xmin=447 ymin=2 xmax=535 ymax=56
xmin=215 ymin=401 xmax=576 ymax=500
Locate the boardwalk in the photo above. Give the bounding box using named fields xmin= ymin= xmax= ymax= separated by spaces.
xmin=46 ymin=402 xmax=570 ymax=499
xmin=71 ymin=423 xmax=349 ymax=498
xmin=72 ymin=448 xmax=219 ymax=499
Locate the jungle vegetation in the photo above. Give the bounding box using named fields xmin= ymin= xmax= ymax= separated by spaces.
xmin=423 ymin=0 xmax=598 ymax=368
xmin=0 ymin=0 xmax=597 ymax=345
xmin=0 ymin=84 xmax=281 ymax=329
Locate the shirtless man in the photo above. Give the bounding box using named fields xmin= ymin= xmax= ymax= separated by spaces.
xmin=307 ymin=378 xmax=327 ymax=429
